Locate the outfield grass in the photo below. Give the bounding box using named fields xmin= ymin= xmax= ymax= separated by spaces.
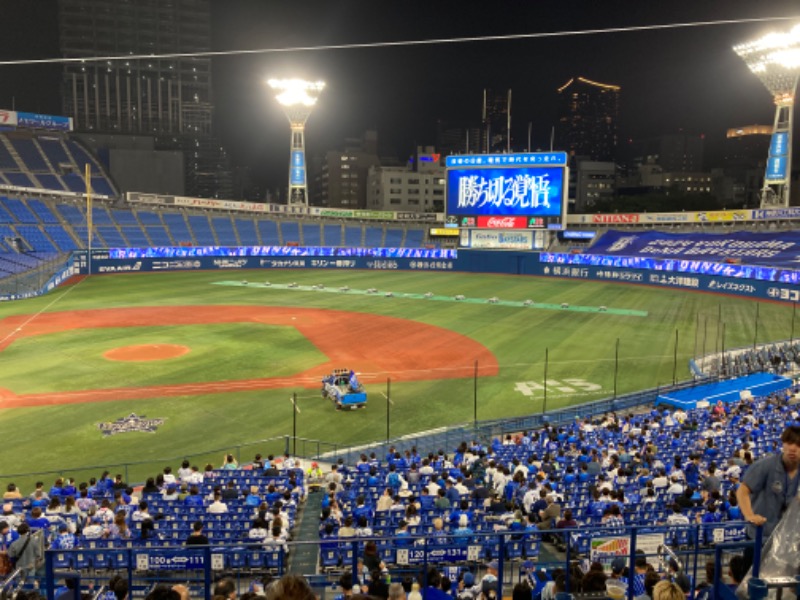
xmin=0 ymin=269 xmax=792 ymax=488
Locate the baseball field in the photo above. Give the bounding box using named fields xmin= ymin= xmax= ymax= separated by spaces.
xmin=0 ymin=268 xmax=791 ymax=487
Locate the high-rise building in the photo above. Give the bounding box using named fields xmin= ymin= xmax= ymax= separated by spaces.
xmin=435 ymin=120 xmax=482 ymax=157
xmin=314 ymin=131 xmax=381 ymax=209
xmin=367 ymin=147 xmax=445 ymax=213
xmin=482 ymin=89 xmax=511 ymax=153
xmin=556 ymin=77 xmax=620 ymax=162
xmin=723 ymin=125 xmax=772 ymax=207
xmin=57 ymin=0 xmax=232 ymax=198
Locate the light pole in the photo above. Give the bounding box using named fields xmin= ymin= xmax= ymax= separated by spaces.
xmin=384 ymin=378 xmax=393 ymax=442
xmin=290 ymin=393 xmax=300 ymax=455
xmin=734 ymin=24 xmax=800 ymax=208
xmin=543 ymin=348 xmax=549 ymax=415
xmin=268 ymin=78 xmax=325 ymax=206
xmin=473 ymin=360 xmax=478 ymax=426
xmin=672 ymin=329 xmax=679 ymax=386
xmin=613 ymin=338 xmax=620 ymax=399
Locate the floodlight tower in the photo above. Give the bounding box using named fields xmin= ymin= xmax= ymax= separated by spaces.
xmin=734 ymin=24 xmax=800 ymax=208
xmin=268 ymin=78 xmax=325 ymax=206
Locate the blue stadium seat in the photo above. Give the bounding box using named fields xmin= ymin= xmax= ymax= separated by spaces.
xmin=188 ymin=215 xmax=216 ymax=246
xmin=52 ymin=552 xmax=74 ymax=570
xmin=405 ymin=228 xmax=425 ymax=247
xmin=320 ymin=547 xmax=340 ymax=570
xmin=280 ymin=221 xmax=300 ymax=245
xmin=257 ymin=220 xmax=280 ymax=244
xmin=5 ymin=172 xmax=35 ymax=188
xmin=0 ymin=143 xmax=18 ymax=170
xmin=10 ymin=138 xmax=49 ymax=171
xmin=212 ymin=216 xmax=238 ymax=246
xmin=35 ymin=174 xmax=66 ymax=191
xmin=323 ymin=224 xmax=342 ymax=246
xmin=235 ymin=219 xmax=259 ymax=246
xmin=37 ymin=137 xmax=72 ymax=167
xmin=344 ymin=226 xmax=362 ymax=246
xmin=146 ymin=226 xmax=173 ymax=246
xmin=363 ymin=227 xmax=383 ymax=247
xmin=384 ymin=229 xmax=403 ymax=247
xmin=162 ymin=213 xmax=193 ymax=245
xmin=4 ymin=197 xmax=37 ymax=222
xmin=56 ymin=202 xmax=85 ymax=225
xmin=28 ymin=199 xmax=60 ymax=224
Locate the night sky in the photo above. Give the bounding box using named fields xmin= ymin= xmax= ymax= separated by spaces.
xmin=1 ymin=1 xmax=798 ymax=191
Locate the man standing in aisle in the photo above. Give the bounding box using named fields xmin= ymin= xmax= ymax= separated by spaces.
xmin=736 ymin=425 xmax=800 ymax=568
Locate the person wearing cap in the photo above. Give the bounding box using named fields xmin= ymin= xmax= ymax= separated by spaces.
xmin=455 ymin=571 xmax=477 ymax=599
xmin=50 ymin=522 xmax=77 ymax=550
xmin=478 ymin=560 xmax=500 ymax=596
xmin=306 ymin=462 xmax=324 ymax=491
xmin=161 ymin=483 xmax=179 ymax=501
xmin=609 ymin=556 xmax=629 ymax=583
xmin=394 ymin=519 xmax=412 ymax=547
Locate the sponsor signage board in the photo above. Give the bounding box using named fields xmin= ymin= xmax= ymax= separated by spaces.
xmin=0 ymin=109 xmax=18 ymax=126
xmin=17 ymin=111 xmax=73 ymax=131
xmin=561 ymin=230 xmax=596 ymax=240
xmin=468 ymin=229 xmax=534 ymax=250
xmin=135 ymin=551 xmax=210 ymax=571
xmin=477 ymin=216 xmax=529 ymax=229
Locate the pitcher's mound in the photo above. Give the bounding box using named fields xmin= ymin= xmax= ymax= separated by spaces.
xmin=104 ymin=344 xmax=190 ymax=362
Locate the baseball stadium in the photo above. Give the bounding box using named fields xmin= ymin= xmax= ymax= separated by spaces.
xmin=2 ymin=14 xmax=800 ymax=600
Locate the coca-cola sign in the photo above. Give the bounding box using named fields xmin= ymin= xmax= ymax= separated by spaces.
xmin=478 ymin=216 xmax=528 ymax=229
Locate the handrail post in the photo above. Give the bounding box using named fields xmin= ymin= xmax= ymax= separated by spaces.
xmin=628 ymin=525 xmax=637 ymax=600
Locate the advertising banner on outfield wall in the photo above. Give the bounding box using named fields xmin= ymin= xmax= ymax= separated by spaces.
xmin=467 ymin=229 xmax=535 ymax=250
xmin=587 ymin=229 xmax=800 ymax=268
xmin=58 ymin=246 xmax=799 ymax=306
xmin=540 ymin=251 xmax=799 ymax=285
xmin=532 ymin=256 xmax=799 ymax=303
xmin=89 ymin=255 xmax=458 ymax=273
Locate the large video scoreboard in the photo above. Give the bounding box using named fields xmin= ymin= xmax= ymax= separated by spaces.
xmin=445 ymin=152 xmax=568 ymax=231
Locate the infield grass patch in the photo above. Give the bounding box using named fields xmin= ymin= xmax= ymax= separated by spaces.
xmin=0 ymin=322 xmax=326 ymax=393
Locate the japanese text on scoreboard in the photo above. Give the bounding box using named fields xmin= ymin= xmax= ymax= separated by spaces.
xmin=445 ymin=152 xmax=568 ymax=230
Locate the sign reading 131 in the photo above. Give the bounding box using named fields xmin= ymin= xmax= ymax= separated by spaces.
xmin=514 ymin=378 xmax=602 ymax=397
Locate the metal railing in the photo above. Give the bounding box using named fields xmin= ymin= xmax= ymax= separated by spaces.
xmin=34 ymin=522 xmax=758 ymax=600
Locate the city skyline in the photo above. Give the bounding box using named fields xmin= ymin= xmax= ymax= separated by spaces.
xmin=0 ymin=1 xmax=798 ymax=196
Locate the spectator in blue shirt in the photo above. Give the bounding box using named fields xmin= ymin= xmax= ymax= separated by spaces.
xmin=183 ymin=487 xmax=204 ymax=507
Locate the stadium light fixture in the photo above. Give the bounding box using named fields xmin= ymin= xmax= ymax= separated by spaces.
xmin=268 ymin=78 xmax=325 ymax=207
xmin=734 ymin=24 xmax=800 ymax=208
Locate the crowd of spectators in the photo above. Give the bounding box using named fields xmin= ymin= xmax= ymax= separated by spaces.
xmin=1 ymin=386 xmax=798 ymax=598
xmin=0 ymin=452 xmax=306 ymax=589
